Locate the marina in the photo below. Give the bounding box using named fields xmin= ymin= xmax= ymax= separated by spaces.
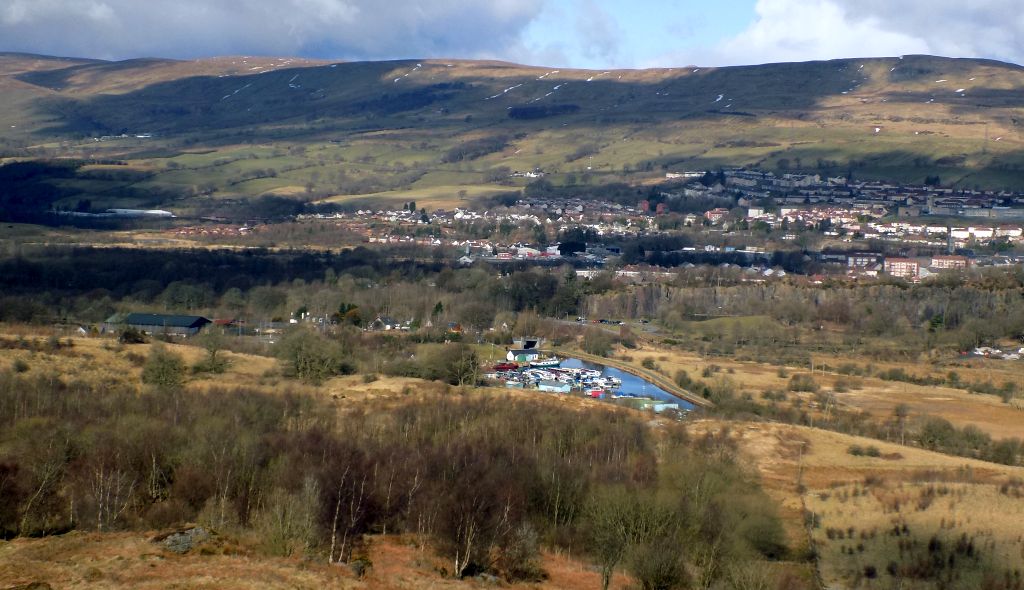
xmin=485 ymin=355 xmax=695 ymax=413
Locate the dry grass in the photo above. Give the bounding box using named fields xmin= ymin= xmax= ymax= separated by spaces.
xmin=0 ymin=531 xmax=630 ymax=590
xmin=0 ymin=332 xmax=638 ymax=416
xmin=616 ymin=343 xmax=1024 ymax=440
xmin=0 ymin=333 xmax=284 ymax=394
xmin=807 ymin=482 xmax=1024 ymax=589
xmin=688 ymin=418 xmax=1024 ymax=590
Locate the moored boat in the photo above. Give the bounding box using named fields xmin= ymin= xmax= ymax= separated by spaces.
xmin=529 ymin=356 xmax=561 ymax=368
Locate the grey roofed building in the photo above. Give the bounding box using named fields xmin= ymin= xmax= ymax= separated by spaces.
xmin=103 ymin=313 xmax=211 ymax=337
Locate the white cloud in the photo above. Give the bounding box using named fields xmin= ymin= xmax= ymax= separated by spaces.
xmin=0 ymin=0 xmax=544 ymax=61
xmin=2 ymin=0 xmax=1022 ymax=68
xmin=575 ymin=0 xmax=623 ymax=63
xmin=649 ymin=0 xmax=1023 ymax=68
xmin=701 ymin=0 xmax=929 ymax=66
xmin=829 ymin=0 xmax=1024 ymax=64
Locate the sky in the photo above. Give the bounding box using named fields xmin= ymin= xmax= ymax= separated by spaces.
xmin=1 ymin=0 xmax=1022 ymax=68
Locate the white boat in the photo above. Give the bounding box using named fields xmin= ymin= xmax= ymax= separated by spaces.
xmin=523 ymin=369 xmax=556 ymax=381
xmin=530 ymin=356 xmax=561 ymax=368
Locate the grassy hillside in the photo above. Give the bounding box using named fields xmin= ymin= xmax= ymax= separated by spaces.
xmin=697 ymin=419 xmax=1024 ymax=590
xmin=1 ymin=53 xmax=1023 ymax=214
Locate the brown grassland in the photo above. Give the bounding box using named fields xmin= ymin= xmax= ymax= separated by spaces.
xmin=620 ymin=344 xmax=1024 ymax=440
xmin=687 ymin=420 xmax=1024 ymax=589
xmin=0 ymin=530 xmax=633 ymax=590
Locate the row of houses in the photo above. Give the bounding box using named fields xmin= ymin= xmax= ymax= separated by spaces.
xmin=882 ymin=255 xmax=971 ymax=280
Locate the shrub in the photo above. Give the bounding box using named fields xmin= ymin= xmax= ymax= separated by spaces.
xmin=997 ymin=382 xmax=1017 ymax=403
xmin=125 ymin=351 xmax=146 ymax=366
xmin=254 ymin=477 xmax=320 ymax=557
xmin=193 ymin=331 xmax=228 ymax=374
xmin=142 ymin=344 xmax=186 ymax=390
xmin=849 ymin=445 xmax=882 ymax=457
xmin=788 ymin=374 xmax=819 ymax=393
xmin=277 ymin=327 xmax=355 ymax=384
xmin=421 ymin=343 xmax=480 ymax=386
xmin=119 ymin=327 xmax=148 ymax=344
xmin=350 ymin=557 xmax=372 ymax=579
xmin=494 ymin=523 xmax=545 ymax=582
xmin=629 ymin=541 xmax=690 ymax=590
xmin=12 ymin=359 xmax=29 ymax=373
xmin=674 ymin=370 xmax=693 ymax=389
xmin=582 ymin=327 xmax=614 ymax=357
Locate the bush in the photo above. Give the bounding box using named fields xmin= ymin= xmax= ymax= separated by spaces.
xmin=192 ymin=331 xmax=228 ymax=374
xmin=350 ymin=557 xmax=372 ymax=579
xmin=254 ymin=477 xmax=320 ymax=557
xmin=848 ymin=445 xmax=880 ymax=457
xmin=142 ymin=344 xmax=186 ymax=390
xmin=12 ymin=359 xmax=29 ymax=373
xmin=674 ymin=370 xmax=693 ymax=389
xmin=276 ymin=328 xmax=355 ymax=384
xmin=119 ymin=327 xmax=147 ymax=344
xmin=420 ymin=343 xmax=480 ymax=386
xmin=629 ymin=541 xmax=690 ymax=590
xmin=494 ymin=523 xmax=545 ymax=582
xmin=788 ymin=374 xmax=819 ymax=393
xmin=125 ymin=351 xmax=146 ymax=366
xmin=582 ymin=327 xmax=614 ymax=357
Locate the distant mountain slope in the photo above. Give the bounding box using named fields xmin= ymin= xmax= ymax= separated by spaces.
xmin=0 ymin=53 xmax=1022 ymax=211
xmin=7 ymin=54 xmax=1023 ymax=134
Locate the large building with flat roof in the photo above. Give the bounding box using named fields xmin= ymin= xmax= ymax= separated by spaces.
xmin=104 ymin=313 xmax=211 ymax=337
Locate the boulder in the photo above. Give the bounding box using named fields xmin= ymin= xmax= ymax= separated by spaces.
xmin=151 ymin=526 xmax=211 ymax=554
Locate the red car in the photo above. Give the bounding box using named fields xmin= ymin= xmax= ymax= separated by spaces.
xmin=493 ymin=362 xmax=519 ymax=371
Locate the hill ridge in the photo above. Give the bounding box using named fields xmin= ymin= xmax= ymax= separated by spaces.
xmin=1 ymin=52 xmax=1022 ymax=208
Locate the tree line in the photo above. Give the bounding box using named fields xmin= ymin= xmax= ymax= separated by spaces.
xmin=586 ymin=270 xmax=1024 ymax=353
xmin=0 ymin=247 xmax=604 ymax=333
